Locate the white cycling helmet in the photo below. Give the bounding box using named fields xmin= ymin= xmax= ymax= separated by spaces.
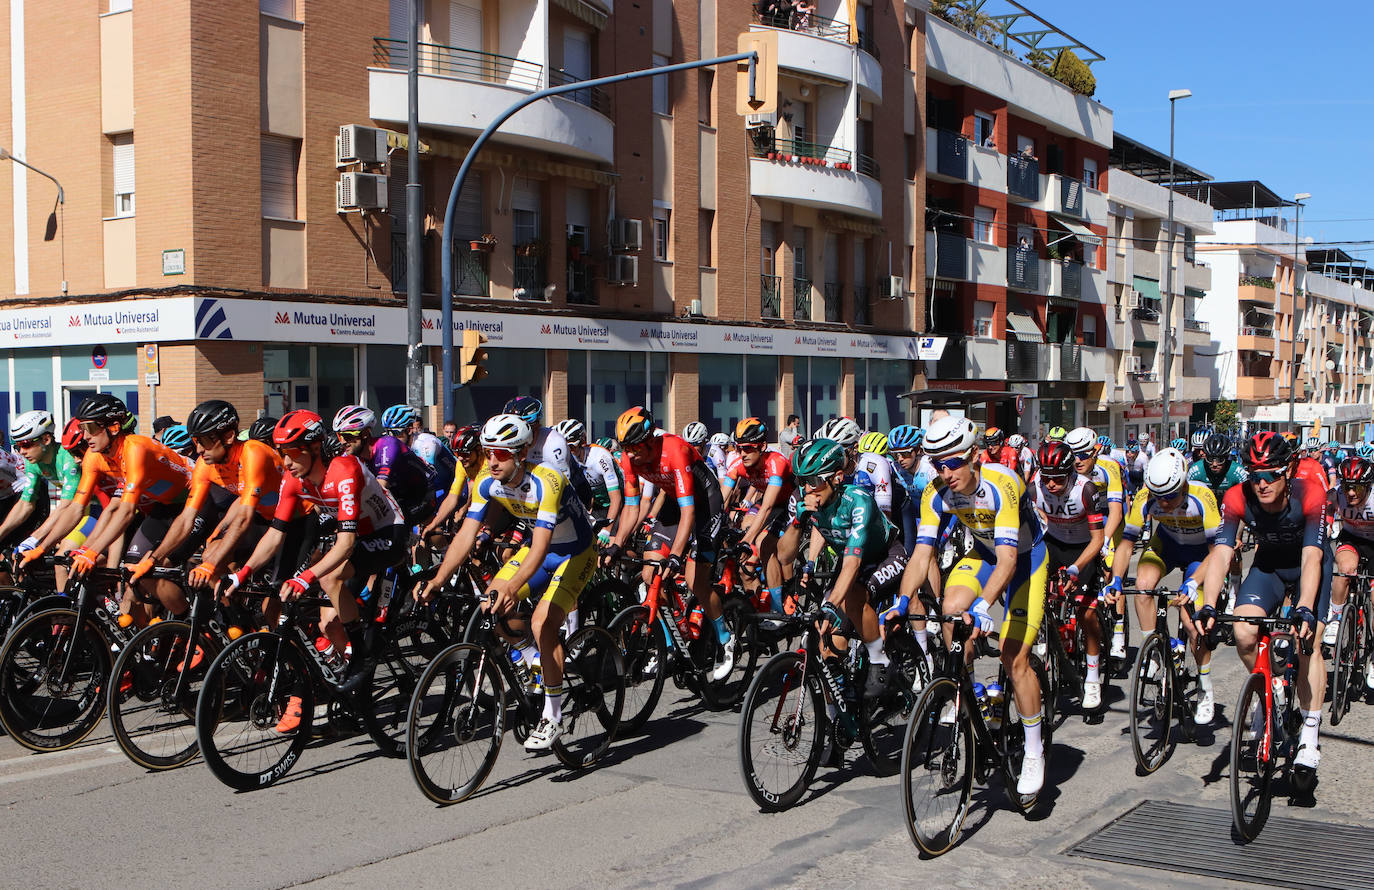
xmin=923 ymin=416 xmax=979 ymax=459
xmin=709 ymin=432 xmax=730 ymax=448
xmin=332 ymin=404 xmax=375 ymax=433
xmin=1145 ymin=448 xmax=1190 ymax=498
xmin=817 ymin=416 xmax=862 ymax=448
xmin=681 ymin=422 xmax=709 ymax=447
xmin=1007 ymin=433 xmax=1027 ymax=450
xmin=552 ymin=418 xmax=586 ymax=446
xmin=1065 ymin=426 xmax=1098 ymax=456
xmin=10 ymin=410 xmax=54 ymax=443
xmin=480 ymin=413 xmax=533 ymax=448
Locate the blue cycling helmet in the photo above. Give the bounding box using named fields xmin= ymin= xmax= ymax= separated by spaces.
xmin=1358 ymin=443 xmax=1374 ymax=460
xmin=1170 ymin=437 xmax=1188 ymax=451
xmin=1327 ymin=440 xmax=1341 ymax=452
xmin=380 ymin=404 xmax=420 ymax=433
xmin=504 ymin=396 xmax=543 ymax=425
xmin=161 ymin=424 xmax=194 ymax=456
xmin=888 ymin=424 xmax=922 ymax=451
xmin=1097 ymin=435 xmax=1112 ymax=450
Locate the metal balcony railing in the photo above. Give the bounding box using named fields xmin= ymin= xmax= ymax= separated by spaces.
xmin=853 ymin=284 xmax=871 ymax=326
xmin=1007 ymin=154 xmax=1040 ymax=201
xmin=451 ymin=241 xmax=490 ymax=297
xmin=1059 ymin=343 xmax=1082 ymax=381
xmin=823 ymin=282 xmax=842 ymax=322
xmin=1240 ymin=325 xmax=1274 ymax=338
xmin=751 ymin=135 xmax=853 ymax=167
xmin=1007 ymin=246 xmax=1039 ymax=290
xmin=1184 ymin=317 xmax=1209 ymax=333
xmin=547 ymin=68 xmax=612 ymax=115
xmin=751 ymin=7 xmax=850 ymax=43
xmin=514 ymin=254 xmax=547 ymax=300
xmin=1133 ymin=298 xmax=1161 ymax=321
xmin=761 ymin=274 xmax=781 ymax=319
xmin=391 ymin=230 xmax=413 ymax=294
xmin=857 ymin=30 xmax=880 ymax=60
xmin=1006 ymin=340 xmax=1046 ymax=380
xmin=1059 ymin=174 xmax=1084 ymax=217
xmin=933 ymin=231 xmax=968 ymax=280
xmin=1061 ymin=259 xmax=1082 ymax=299
xmin=373 ymin=37 xmax=543 ymax=91
xmin=934 ymin=129 xmax=968 ymax=180
xmin=856 ymin=152 xmax=880 ymax=178
xmin=793 ymin=277 xmax=813 ymax=318
xmin=933 ymin=337 xmax=966 ymax=379
xmin=567 ymin=258 xmax=596 ymax=305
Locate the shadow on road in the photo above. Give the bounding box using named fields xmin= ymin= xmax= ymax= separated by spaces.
xmin=551 ymin=715 xmax=708 ymax=779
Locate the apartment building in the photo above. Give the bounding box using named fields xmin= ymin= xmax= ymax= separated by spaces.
xmin=0 ymin=0 xmax=933 ymax=440
xmin=917 ymin=8 xmax=1113 ymax=434
xmin=1105 ymin=133 xmax=1216 ymax=443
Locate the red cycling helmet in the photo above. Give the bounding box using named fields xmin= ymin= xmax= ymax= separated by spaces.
xmin=1037 ymin=440 xmax=1075 ymax=478
xmin=60 ymin=417 xmax=85 ymax=452
xmin=1242 ymin=431 xmax=1293 ymax=473
xmin=450 ymin=424 xmax=479 ymax=456
xmin=1339 ymin=456 xmax=1374 ymax=487
xmin=273 ymin=410 xmax=326 ymax=448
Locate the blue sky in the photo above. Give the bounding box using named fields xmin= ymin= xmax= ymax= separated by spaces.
xmin=1046 ymin=0 xmax=1372 ymax=259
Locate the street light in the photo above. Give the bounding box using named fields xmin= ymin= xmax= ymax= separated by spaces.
xmin=1287 ymin=191 xmax=1312 ymax=428
xmin=0 ymin=146 xmax=67 ymax=294
xmin=1158 ymin=88 xmax=1190 ymax=447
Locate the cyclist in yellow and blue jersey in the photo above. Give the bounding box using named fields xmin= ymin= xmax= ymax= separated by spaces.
xmin=1105 ymin=447 xmax=1223 ymax=725
xmin=1066 ymin=427 xmax=1129 ymax=657
xmin=420 ymin=424 xmax=486 ymax=542
xmin=421 ymin=414 xmax=595 ymax=753
xmin=900 ymin=415 xmax=1049 ymax=798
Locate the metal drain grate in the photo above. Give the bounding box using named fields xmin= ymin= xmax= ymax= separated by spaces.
xmin=1067 ymin=799 xmax=1374 ymax=889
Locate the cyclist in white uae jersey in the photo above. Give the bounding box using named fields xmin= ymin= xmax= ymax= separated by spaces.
xmin=1330 ymin=457 xmax=1374 ymax=665
xmin=854 ymin=432 xmax=895 ymax=516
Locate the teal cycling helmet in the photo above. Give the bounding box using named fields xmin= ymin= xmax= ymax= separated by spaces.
xmin=1357 ymin=443 xmax=1374 ymax=460
xmin=888 ymin=424 xmax=922 ymax=451
xmin=1170 ymin=437 xmax=1188 ymax=452
xmin=793 ymin=438 xmax=847 ymax=479
xmin=161 ymin=424 xmax=194 ymax=456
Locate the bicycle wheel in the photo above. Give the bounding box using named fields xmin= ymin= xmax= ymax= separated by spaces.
xmin=0 ymin=608 xmax=111 ymax=751
xmin=901 ymin=677 xmax=973 ymax=856
xmin=606 ymin=604 xmax=668 ymax=735
xmin=697 ymin=594 xmax=759 ymax=711
xmin=861 ymin=631 xmax=925 ymax=777
xmin=1330 ymin=606 xmax=1359 ymax=726
xmin=579 ymin=576 xmax=637 ymax=630
xmin=1230 ymin=671 xmax=1274 ymax=842
xmin=999 ymin=653 xmax=1054 ymax=814
xmin=362 ymin=616 xmax=448 ymax=757
xmin=553 ymin=625 xmax=624 ymax=769
xmin=108 ymin=619 xmax=216 ymax=769
xmin=1128 ymin=633 xmax=1174 ymax=774
xmin=196 ymin=632 xmax=313 ymax=791
xmin=406 ymin=642 xmax=506 ymax=804
xmin=738 ymin=651 xmax=824 ymax=811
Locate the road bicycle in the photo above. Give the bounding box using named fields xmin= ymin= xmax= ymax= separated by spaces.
xmin=1123 ymin=585 xmax=1202 ymax=774
xmin=900 ymin=615 xmax=1054 ymax=857
xmin=1038 ymin=568 xmax=1109 ymax=718
xmin=1329 ymin=567 xmax=1372 ymax=725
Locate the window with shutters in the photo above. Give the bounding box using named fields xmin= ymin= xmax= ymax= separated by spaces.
xmin=652 ymin=54 xmax=671 ymax=115
xmin=260 ymin=0 xmax=298 ymax=19
xmin=652 ymin=208 xmax=670 ymax=261
xmin=450 ymin=0 xmax=482 ymax=49
xmin=111 ymin=134 xmax=135 ymax=218
xmin=261 ymin=135 xmax=300 ymax=220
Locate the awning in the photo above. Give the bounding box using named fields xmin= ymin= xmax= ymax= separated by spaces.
xmin=552 ymin=0 xmax=609 ymax=29
xmin=1050 ymin=214 xmax=1103 ymax=247
xmin=1133 ymin=276 xmax=1162 ymax=302
xmin=1006 ymin=311 xmax=1044 ymax=342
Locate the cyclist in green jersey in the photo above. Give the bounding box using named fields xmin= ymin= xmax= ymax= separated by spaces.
xmin=0 ymin=411 xmax=70 ymax=552
xmin=1188 ymin=432 xmax=1247 ymax=503
xmin=793 ymin=439 xmax=908 ymax=697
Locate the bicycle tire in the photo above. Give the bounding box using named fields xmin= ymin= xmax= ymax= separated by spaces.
xmin=196 ymin=632 xmax=313 ymax=791
xmin=998 ymin=652 xmax=1053 ymax=814
xmin=606 ymin=604 xmax=668 ymax=735
xmin=1230 ymin=670 xmax=1274 ymax=842
xmin=1330 ymin=606 xmax=1358 ymax=726
xmin=579 ymin=576 xmax=637 ymax=630
xmin=861 ymin=631 xmax=924 ymax=777
xmin=405 ymin=642 xmax=506 ymax=804
xmin=108 ymin=619 xmax=217 ymax=770
xmin=738 ymin=650 xmax=824 ymax=811
xmin=0 ymin=607 xmax=111 ymax=751
xmin=362 ymin=616 xmax=448 ymax=757
xmin=901 ymin=677 xmax=973 ymax=856
xmin=697 ymin=594 xmax=759 ymax=711
xmin=552 ymin=625 xmax=624 ymax=769
xmin=1128 ymin=633 xmax=1174 ymax=774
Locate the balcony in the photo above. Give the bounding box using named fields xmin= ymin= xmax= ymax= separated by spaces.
xmin=749 ymin=135 xmax=882 ymax=218
xmin=1050 ymin=259 xmax=1082 ymax=300
xmin=1178 ymin=375 xmax=1213 ymax=403
xmin=513 ymin=252 xmax=547 ymax=300
xmin=1082 ymin=265 xmax=1107 ymax=304
xmin=933 ymin=337 xmax=1009 ymax=380
xmin=931 ymin=230 xmax=968 ymax=280
xmin=1006 ymin=340 xmax=1049 ymax=380
xmin=1052 ymin=174 xmax=1084 ymax=217
xmin=1238 ymin=275 xmax=1277 ymax=306
xmin=925 ymin=233 xmax=1007 ymax=287
xmin=567 ymin=258 xmax=596 ymax=306
xmin=1007 ymin=246 xmax=1040 ymax=291
xmin=822 ymin=282 xmax=843 ymax=323
xmin=926 ymin=128 xmax=969 ymax=183
xmin=750 ymin=9 xmax=882 ymax=103
xmin=1237 ymin=376 xmax=1277 ymax=401
xmin=970 ymin=143 xmax=1007 ymax=192
xmin=1127 ymin=370 xmax=1161 ymax=402
xmin=761 ymin=274 xmax=781 ymax=319
xmin=1007 ymin=154 xmax=1040 ymax=202
xmin=369 ymin=38 xmax=614 ymax=164
xmin=793 ymin=277 xmax=814 ymax=319
xmin=853 ymin=284 xmax=871 ymax=326
xmin=1182 ymin=316 xmax=1210 ymax=344
xmin=1238 ymin=326 xmax=1276 ymax=353
xmin=1184 ymin=260 xmax=1211 ymax=293
xmin=1049 ymin=343 xmax=1083 ymax=381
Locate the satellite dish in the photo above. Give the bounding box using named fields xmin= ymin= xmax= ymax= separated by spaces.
xmin=1325 ymin=359 xmax=1336 ymax=371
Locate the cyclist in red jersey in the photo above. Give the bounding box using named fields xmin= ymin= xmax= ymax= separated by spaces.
xmin=720 ymin=417 xmax=794 ymax=613
xmin=602 ymin=407 xmax=734 ymax=677
xmin=978 ymin=427 xmax=1020 ymax=470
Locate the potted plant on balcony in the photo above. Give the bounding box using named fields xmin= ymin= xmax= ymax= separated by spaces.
xmin=470 ymin=233 xmax=497 ymax=252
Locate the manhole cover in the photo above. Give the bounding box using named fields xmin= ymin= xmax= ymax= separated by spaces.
xmin=1067 ymin=799 xmax=1374 ymax=889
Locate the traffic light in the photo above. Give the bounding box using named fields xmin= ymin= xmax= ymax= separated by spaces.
xmin=460 ymin=329 xmax=488 ymax=385
xmin=736 ymin=31 xmax=778 ymax=116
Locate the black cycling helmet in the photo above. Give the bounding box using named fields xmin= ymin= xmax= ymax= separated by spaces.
xmin=1339 ymin=456 xmax=1374 ymax=487
xmin=1037 ymin=441 xmax=1076 ymax=478
xmin=74 ymin=393 xmax=130 ymax=426
xmin=248 ymin=415 xmax=278 ymax=445
xmin=185 ymin=399 xmax=240 ymax=438
xmin=504 ymin=396 xmax=543 ymax=425
xmin=1242 ymin=431 xmax=1293 ymax=473
xmin=1201 ymin=433 xmax=1232 ymax=462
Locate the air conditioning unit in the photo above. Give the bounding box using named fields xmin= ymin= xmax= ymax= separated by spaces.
xmin=745 ymin=111 xmax=777 ymax=129
xmin=1123 ymin=287 xmax=1140 ymax=309
xmin=336 ymin=173 xmax=388 ymax=212
xmin=337 ymin=125 xmax=389 ymax=166
xmin=1129 ymin=355 xmax=1146 ymax=374
xmin=879 ymin=274 xmax=905 ymax=300
xmin=608 ymin=254 xmax=638 ymax=286
xmin=611 ymin=218 xmax=643 ymax=252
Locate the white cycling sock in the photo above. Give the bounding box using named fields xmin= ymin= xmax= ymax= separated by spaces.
xmin=1328 ymin=603 xmax=1344 ymax=623
xmin=1112 ymin=627 xmax=1125 ymax=641
xmin=563 ymin=609 xmax=580 ymax=637
xmin=543 ymin=684 xmax=564 ymax=723
xmin=1022 ymin=709 xmax=1045 ymax=758
xmin=1300 ymin=709 xmax=1321 ymax=752
xmin=1086 ymin=654 xmax=1101 ymax=684
xmin=865 ymin=637 xmax=889 ymax=667
xmin=1198 ymin=662 xmax=1213 ymax=694
xmin=912 ymin=627 xmax=930 ymax=649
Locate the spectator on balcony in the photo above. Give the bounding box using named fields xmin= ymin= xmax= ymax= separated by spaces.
xmin=1018 ymin=236 xmax=1031 ymax=251
xmin=1019 ymin=145 xmax=1037 ymax=161
xmin=982 ymin=132 xmax=996 ymax=149
xmin=792 ymin=0 xmax=814 ymax=31
xmin=759 ymin=0 xmax=791 ymax=26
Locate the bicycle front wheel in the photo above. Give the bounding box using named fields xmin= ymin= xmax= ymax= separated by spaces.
xmin=1330 ymin=608 xmax=1358 ymax=726
xmin=1230 ymin=670 xmax=1274 ymax=842
xmin=861 ymin=631 xmax=926 ymax=777
xmin=196 ymin=632 xmax=313 ymax=791
xmin=606 ymin=604 xmax=668 ymax=736
xmin=738 ymin=651 xmax=824 ymax=811
xmin=553 ymin=625 xmax=624 ymax=769
xmin=697 ymin=594 xmax=759 ymax=711
xmin=0 ymin=608 xmax=111 ymax=751
xmin=901 ymin=677 xmax=973 ymax=857
xmin=1128 ymin=633 xmax=1174 ymax=774
xmin=362 ymin=616 xmax=449 ymax=757
xmin=108 ymin=620 xmax=214 ymax=769
xmin=405 ymin=642 xmax=506 ymax=805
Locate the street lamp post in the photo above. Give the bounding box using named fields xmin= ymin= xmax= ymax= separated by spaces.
xmin=1287 ymin=192 xmax=1312 ymax=429
xmin=0 ymin=147 xmax=66 ymax=294
xmin=1158 ymin=88 xmax=1190 ymax=448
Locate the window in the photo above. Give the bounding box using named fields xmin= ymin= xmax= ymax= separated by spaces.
xmin=1083 ymin=157 xmax=1098 ymax=190
xmin=1083 ymin=315 xmax=1097 ymax=346
xmin=261 ymin=135 xmax=299 ymax=219
xmin=111 ymin=134 xmax=135 ymax=217
xmin=260 ymin=0 xmax=297 ymax=17
xmin=973 ymin=300 xmax=995 ymax=337
xmin=698 ymin=69 xmax=714 ymax=126
xmin=652 ymin=54 xmax=670 ymax=115
xmin=698 ymin=209 xmax=714 ymax=267
xmin=974 ymin=206 xmax=994 ymax=244
xmin=652 ymin=209 xmax=670 ymax=261
xmin=974 ymin=111 xmax=995 ymax=148
xmin=107 ymin=0 xmax=132 ymax=11
xmin=1016 ymin=135 xmax=1035 ymax=158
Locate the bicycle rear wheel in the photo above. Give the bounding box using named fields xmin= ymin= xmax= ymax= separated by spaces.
xmin=1230 ymin=671 xmax=1274 ymax=841
xmin=1330 ymin=607 xmax=1359 ymax=726
xmin=901 ymin=677 xmax=973 ymax=857
xmin=737 ymin=651 xmax=824 ymax=811
xmin=697 ymin=594 xmax=759 ymax=711
xmin=0 ymin=608 xmax=111 ymax=751
xmin=406 ymin=642 xmax=506 ymax=805
xmin=362 ymin=616 xmax=448 ymax=757
xmin=108 ymin=620 xmax=215 ymax=769
xmin=999 ymin=653 xmax=1053 ymax=814
xmin=606 ymin=604 xmax=668 ymax=735
xmin=1128 ymin=633 xmax=1174 ymax=774
xmin=553 ymin=625 xmax=623 ymax=769
xmin=196 ymin=632 xmax=312 ymax=791
xmin=861 ymin=631 xmax=925 ymax=777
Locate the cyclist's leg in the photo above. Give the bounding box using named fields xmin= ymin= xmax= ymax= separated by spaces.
xmin=1295 ymin=556 xmax=1333 ymax=714
xmin=1231 ymin=566 xmax=1286 ymax=671
xmin=1133 ymin=539 xmax=1166 ymax=632
xmin=124 ymin=507 xmax=190 ymax=616
xmin=942 ymin=555 xmax=993 ymax=652
xmin=1332 ymin=538 xmax=1358 ymax=623
xmin=1000 ymin=544 xmax=1047 ymax=724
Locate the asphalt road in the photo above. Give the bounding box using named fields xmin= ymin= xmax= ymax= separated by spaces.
xmin=3 ymin=592 xmax=1373 ymax=889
